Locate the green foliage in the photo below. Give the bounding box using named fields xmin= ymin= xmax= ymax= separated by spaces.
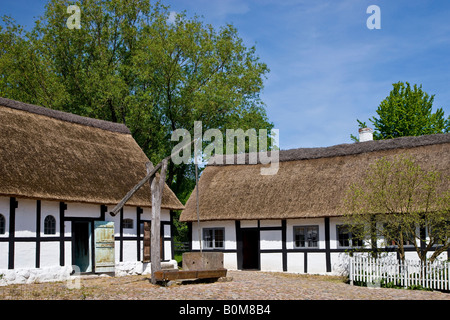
xmin=0 ymin=0 xmax=273 ymax=202
xmin=343 ymin=155 xmax=450 ymax=262
xmin=351 ymin=81 xmax=449 ymax=141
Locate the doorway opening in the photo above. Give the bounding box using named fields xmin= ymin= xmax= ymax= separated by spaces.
xmin=241 ymin=228 xmax=259 ymax=270
xmin=73 ymin=221 xmax=92 ymax=273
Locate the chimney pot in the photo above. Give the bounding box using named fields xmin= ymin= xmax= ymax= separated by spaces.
xmin=358 ymin=127 xmax=374 ymax=142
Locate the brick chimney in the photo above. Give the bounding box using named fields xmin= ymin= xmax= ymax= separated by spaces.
xmin=358 ymin=127 xmax=374 ymax=142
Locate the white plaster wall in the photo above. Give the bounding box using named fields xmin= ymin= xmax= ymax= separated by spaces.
xmin=122 ymin=241 xmax=136 ymax=262
xmin=329 ymin=217 xmax=343 ymax=249
xmin=141 ymin=207 xmax=152 ymax=221
xmin=0 ymin=197 xmax=178 ymax=284
xmin=240 ymin=220 xmax=258 ymax=228
xmin=122 ymin=206 xmax=137 ymax=236
xmin=191 ymin=220 xmax=236 ymax=250
xmin=14 ymin=242 xmax=36 ymax=268
xmin=287 ymin=252 xmax=304 ymax=273
xmin=141 ymin=207 xmax=171 ymax=222
xmin=260 ymin=220 xmax=282 ymax=227
xmin=307 ymin=252 xmax=327 ymax=274
xmin=114 ymin=242 xmax=121 ymax=263
xmin=0 ymin=243 xmax=9 ymax=269
xmin=260 ymin=253 xmax=283 ymax=272
xmin=330 ymin=252 xmax=349 ymax=275
xmin=164 ymin=224 xmax=171 ymax=238
xmin=65 ymin=202 xmax=102 ymax=218
xmin=15 ymin=198 xmax=36 ymax=238
xmin=40 ymin=242 xmax=60 ymax=267
xmin=41 ymin=201 xmax=61 ymax=236
xmin=260 ymin=230 xmax=282 ymax=250
xmin=109 ymin=210 xmax=121 ymax=237
xmin=223 ymin=252 xmax=237 ymax=270
xmin=65 ymin=241 xmax=72 ymax=267
xmin=164 ymin=239 xmax=172 ymax=260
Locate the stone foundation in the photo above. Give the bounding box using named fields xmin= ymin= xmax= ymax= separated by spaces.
xmin=0 ymin=260 xmax=178 ymax=286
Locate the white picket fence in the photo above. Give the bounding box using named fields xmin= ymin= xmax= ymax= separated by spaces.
xmin=349 ymin=256 xmax=450 ymax=291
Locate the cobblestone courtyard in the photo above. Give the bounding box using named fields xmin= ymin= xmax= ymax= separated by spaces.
xmin=1 ymin=270 xmax=449 ymax=300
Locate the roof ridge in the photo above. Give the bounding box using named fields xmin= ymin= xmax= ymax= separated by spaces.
xmin=208 ymin=132 xmax=450 ymax=166
xmin=0 ymin=97 xmax=130 ymax=134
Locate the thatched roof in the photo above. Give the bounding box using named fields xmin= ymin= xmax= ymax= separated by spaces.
xmin=180 ymin=133 xmax=450 ymax=222
xmin=0 ymin=97 xmax=183 ymax=210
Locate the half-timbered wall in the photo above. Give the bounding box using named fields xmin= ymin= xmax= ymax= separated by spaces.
xmin=190 ymin=217 xmax=450 ymax=275
xmin=0 ymin=196 xmax=176 ymax=284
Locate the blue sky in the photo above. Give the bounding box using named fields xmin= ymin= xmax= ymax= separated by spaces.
xmin=2 ymin=0 xmax=450 ymax=149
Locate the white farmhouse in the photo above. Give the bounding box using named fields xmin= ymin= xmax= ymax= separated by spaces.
xmin=0 ymin=97 xmax=184 ymax=285
xmin=180 ymin=131 xmax=450 ymax=274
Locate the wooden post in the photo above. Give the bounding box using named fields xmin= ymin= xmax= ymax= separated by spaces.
xmin=149 ymin=159 xmax=168 ymax=284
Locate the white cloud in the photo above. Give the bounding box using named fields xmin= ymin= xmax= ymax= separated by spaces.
xmin=167 ymin=11 xmax=177 ymax=24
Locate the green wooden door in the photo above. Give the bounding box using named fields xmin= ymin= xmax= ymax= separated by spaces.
xmin=94 ymin=221 xmax=115 ymax=273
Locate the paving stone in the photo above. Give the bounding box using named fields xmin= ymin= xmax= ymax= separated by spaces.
xmin=0 ymin=270 xmax=449 ymax=300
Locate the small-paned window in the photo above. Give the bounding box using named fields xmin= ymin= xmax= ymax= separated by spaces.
xmin=294 ymin=225 xmax=319 ymax=248
xmin=383 ymin=223 xmax=415 ymax=247
xmin=337 ymin=225 xmax=363 ymax=248
xmin=0 ymin=214 xmax=5 ymax=234
xmin=44 ymin=215 xmax=56 ymax=235
xmin=203 ymin=228 xmax=225 ymax=249
xmin=123 ymin=218 xmax=133 ymax=229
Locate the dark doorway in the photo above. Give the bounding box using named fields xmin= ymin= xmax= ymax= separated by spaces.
xmin=73 ymin=221 xmax=92 ymax=273
xmin=242 ymin=228 xmax=259 ymax=270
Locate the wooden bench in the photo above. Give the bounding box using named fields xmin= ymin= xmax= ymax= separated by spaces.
xmin=154 ymin=268 xmax=227 ymax=284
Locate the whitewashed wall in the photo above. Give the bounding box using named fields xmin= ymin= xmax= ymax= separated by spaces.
xmin=0 ymin=196 xmax=176 ymax=285
xmin=191 ymin=220 xmax=237 ymax=270
xmin=190 ymin=216 xmax=449 ymax=276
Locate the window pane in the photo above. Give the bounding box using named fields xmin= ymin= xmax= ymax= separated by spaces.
xmin=307 ymin=226 xmax=318 ymax=247
xmin=214 ymin=229 xmax=224 ymax=248
xmin=337 ymin=225 xmax=350 ymax=247
xmin=44 ymin=215 xmax=56 ymax=235
xmin=203 ymin=229 xmax=213 ymax=248
xmin=294 ymin=227 xmax=305 ymax=247
xmin=123 ymin=219 xmax=133 ymax=229
xmin=0 ymin=214 xmax=5 ymax=234
xmin=351 ymin=225 xmax=364 ymax=247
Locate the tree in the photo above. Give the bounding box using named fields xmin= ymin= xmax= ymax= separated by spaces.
xmin=351 ymin=81 xmax=450 ymax=141
xmin=343 ymin=155 xmax=450 ymax=262
xmin=0 ymin=0 xmax=273 ymax=201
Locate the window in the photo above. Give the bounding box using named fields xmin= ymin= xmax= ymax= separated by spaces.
xmin=294 ymin=226 xmax=319 ymax=248
xmin=123 ymin=218 xmax=133 ymax=229
xmin=0 ymin=214 xmax=5 ymax=234
xmin=337 ymin=225 xmax=363 ymax=248
xmin=203 ymin=228 xmax=225 ymax=249
xmin=383 ymin=223 xmax=415 ymax=247
xmin=44 ymin=215 xmax=56 ymax=235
